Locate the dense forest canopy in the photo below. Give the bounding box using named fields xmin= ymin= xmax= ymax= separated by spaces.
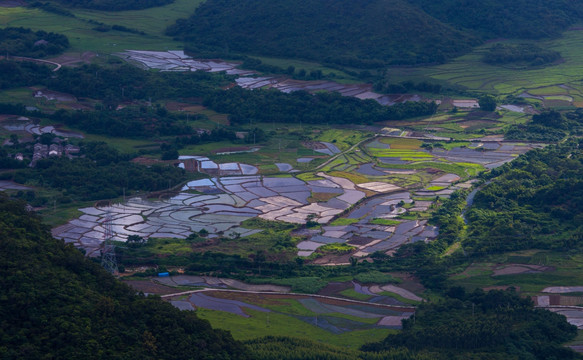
xmin=465 ymin=139 xmax=583 ymax=255
xmin=0 ymin=27 xmax=69 ymax=58
xmin=166 ymin=0 xmax=476 ymax=67
xmin=362 ymin=289 xmax=579 ymax=359
xmin=167 ymin=0 xmax=583 ymax=67
xmin=0 ymin=195 xmax=249 ymax=359
xmin=410 ymin=0 xmax=583 ymax=39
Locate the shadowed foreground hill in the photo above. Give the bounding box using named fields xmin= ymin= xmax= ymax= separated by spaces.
xmin=0 ymin=194 xmax=249 ymax=360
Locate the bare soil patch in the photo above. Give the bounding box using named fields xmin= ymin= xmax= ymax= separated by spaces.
xmin=312 ymin=253 xmax=352 ymax=265
xmin=318 ymin=281 xmax=352 ymax=296
xmin=302 ymin=141 xmax=328 ymax=150
xmin=48 ymin=52 xmax=96 ymax=67
xmin=492 ymin=263 xmax=553 ymax=276
xmin=123 ymin=279 xmax=178 ymax=295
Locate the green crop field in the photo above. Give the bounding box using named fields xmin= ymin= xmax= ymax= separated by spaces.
xmin=196 ymin=308 xmax=393 ymax=348
xmin=390 ymin=30 xmax=583 ymax=98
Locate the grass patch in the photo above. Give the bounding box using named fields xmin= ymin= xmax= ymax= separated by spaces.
xmin=379 ymin=137 xmax=422 ymax=149
xmin=369 ymin=218 xmax=400 ymax=226
xmin=354 ymin=271 xmax=401 ymax=285
xmin=315 ymin=129 xmax=371 ymax=151
xmin=318 ymin=243 xmax=355 ymax=254
xmin=330 ymin=218 xmax=360 ymax=226
xmin=295 ymin=172 xmax=325 ymax=182
xmin=426 ymin=185 xmax=446 ymax=191
xmin=339 ymin=288 xmax=373 ymax=301
xmin=196 ymin=308 xmax=392 ymax=348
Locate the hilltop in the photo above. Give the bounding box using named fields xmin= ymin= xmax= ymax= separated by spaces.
xmin=166 ymin=0 xmax=583 ymax=67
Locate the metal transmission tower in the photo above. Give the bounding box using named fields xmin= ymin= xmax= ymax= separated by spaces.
xmin=100 ymin=213 xmax=119 ymax=275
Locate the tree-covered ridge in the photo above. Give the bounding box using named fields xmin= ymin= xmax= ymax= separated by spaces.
xmin=166 ymin=0 xmax=583 ymax=67
xmin=166 ymin=0 xmax=476 ymax=67
xmin=465 ymin=139 xmax=583 ymax=255
xmin=506 ymin=109 xmax=583 ymax=142
xmin=410 ymin=0 xmax=583 ymax=39
xmin=43 ymin=0 xmax=173 ymax=11
xmin=0 ymin=27 xmax=69 ymax=58
xmin=362 ymin=289 xmax=579 ymax=359
xmin=0 ymin=195 xmax=249 ymax=359
xmin=203 ymin=87 xmax=437 ymax=125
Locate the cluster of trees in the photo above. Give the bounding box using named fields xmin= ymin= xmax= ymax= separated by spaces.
xmin=0 ymin=60 xmax=233 ymax=104
xmin=167 ymin=0 xmax=475 ymax=67
xmin=465 ymin=139 xmax=583 ymax=255
xmin=29 ymin=1 xmax=76 ymax=17
xmin=483 ymin=43 xmax=562 ymax=66
xmin=0 ymin=27 xmax=69 ymax=58
xmin=46 ymin=63 xmax=233 ymax=103
xmin=203 ymin=87 xmax=437 ymax=125
xmin=9 ymin=142 xmax=187 ymax=201
xmin=0 ymin=195 xmax=249 ymax=359
xmin=362 ymin=289 xmax=579 ymax=359
xmin=0 ymin=59 xmax=52 ymax=89
xmin=373 ymin=77 xmax=442 ymax=94
xmin=168 ymin=0 xmax=583 ymax=68
xmin=50 ymin=107 xmax=192 ymax=138
xmin=506 ymin=110 xmax=583 ymax=142
xmin=46 ymin=0 xmax=173 ymax=11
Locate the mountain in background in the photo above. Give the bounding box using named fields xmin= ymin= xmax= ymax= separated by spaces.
xmin=167 ymin=0 xmax=583 ymax=67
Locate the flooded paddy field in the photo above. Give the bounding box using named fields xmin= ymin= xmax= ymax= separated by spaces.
xmin=53 ymin=173 xmax=401 ymax=256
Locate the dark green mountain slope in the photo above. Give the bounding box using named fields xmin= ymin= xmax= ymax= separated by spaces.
xmin=0 ymin=194 xmax=249 ymax=360
xmin=466 ymin=139 xmax=583 ymax=255
xmin=167 ymin=0 xmax=583 ymax=68
xmin=166 ymin=0 xmax=477 ymax=67
xmin=410 ymin=0 xmax=583 ymax=39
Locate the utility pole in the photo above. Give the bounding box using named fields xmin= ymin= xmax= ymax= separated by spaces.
xmin=101 ymin=213 xmax=119 ymax=275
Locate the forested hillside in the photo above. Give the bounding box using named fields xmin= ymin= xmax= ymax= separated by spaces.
xmin=166 ymin=0 xmax=476 ymax=67
xmin=465 ymin=139 xmax=583 ymax=255
xmin=362 ymin=289 xmax=579 ymax=359
xmin=0 ymin=27 xmax=69 ymax=58
xmin=0 ymin=195 xmax=249 ymax=359
xmin=167 ymin=0 xmax=583 ymax=67
xmin=410 ymin=0 xmax=583 ymax=39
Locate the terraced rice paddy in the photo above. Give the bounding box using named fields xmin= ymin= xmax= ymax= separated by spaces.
xmin=52 ymin=174 xmax=396 ymax=256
